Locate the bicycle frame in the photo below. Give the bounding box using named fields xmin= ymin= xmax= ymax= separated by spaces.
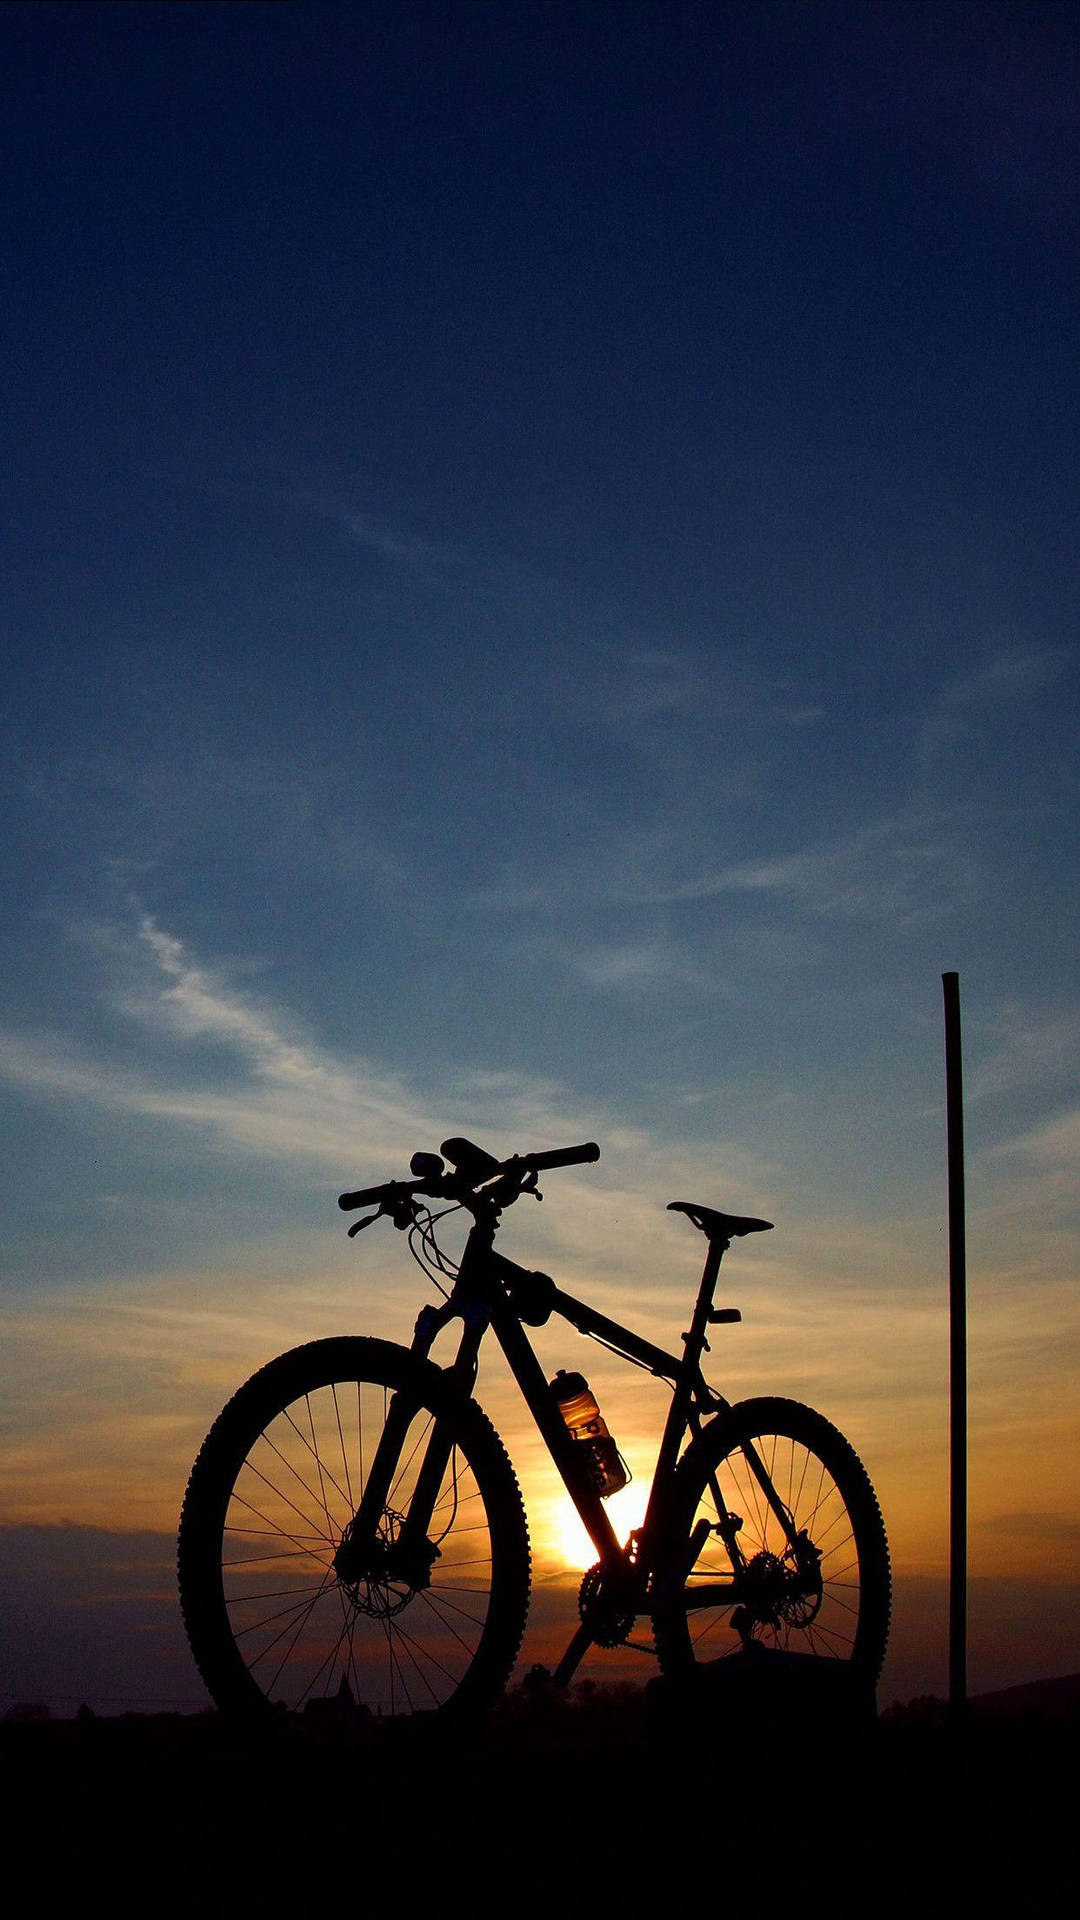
xmin=337 ymin=1195 xmax=801 ymax=1685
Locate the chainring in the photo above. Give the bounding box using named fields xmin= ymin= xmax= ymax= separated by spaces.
xmin=578 ymin=1563 xmax=635 ymax=1648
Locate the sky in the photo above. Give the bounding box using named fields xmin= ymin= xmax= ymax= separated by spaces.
xmin=1 ymin=1 xmax=1077 ymax=1713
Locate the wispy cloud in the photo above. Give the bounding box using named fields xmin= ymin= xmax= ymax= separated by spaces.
xmin=343 ymin=509 xmax=472 ymax=574
xmin=999 ymin=1105 xmax=1080 ymax=1172
xmin=0 ymin=917 xmax=442 ymax=1173
xmin=647 ymin=818 xmax=979 ymax=921
xmin=472 ymin=812 xmax=979 ymax=926
xmin=572 ymin=943 xmax=679 ymax=989
xmin=284 ymin=486 xmax=552 ymax=595
xmin=968 ymin=1005 xmax=1080 ymax=1102
xmin=978 ymin=1512 xmax=1080 ymax=1543
xmin=559 ymin=642 xmax=830 ymax=767
xmin=916 ymin=646 xmax=1071 ymax=767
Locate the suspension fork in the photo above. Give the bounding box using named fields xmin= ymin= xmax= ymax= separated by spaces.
xmin=346 ymin=1208 xmax=503 ymax=1571
xmin=333 ymin=1311 xmax=485 ymax=1581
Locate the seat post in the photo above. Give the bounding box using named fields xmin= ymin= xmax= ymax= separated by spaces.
xmin=687 ymin=1232 xmax=728 ymax=1361
xmin=650 ymin=1232 xmax=729 ymax=1499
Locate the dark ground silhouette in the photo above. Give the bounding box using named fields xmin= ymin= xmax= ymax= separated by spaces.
xmin=4 ymin=1674 xmax=1073 ymax=1866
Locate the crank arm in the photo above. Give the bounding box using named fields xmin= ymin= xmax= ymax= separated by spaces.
xmin=550 ymin=1619 xmax=596 ymax=1689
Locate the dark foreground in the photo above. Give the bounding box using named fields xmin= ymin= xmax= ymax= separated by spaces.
xmin=4 ymin=1671 xmax=1073 ymax=1884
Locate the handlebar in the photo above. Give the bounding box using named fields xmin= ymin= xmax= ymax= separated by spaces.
xmin=337 ymin=1139 xmax=600 ymax=1214
xmin=523 ymin=1142 xmax=600 ymax=1172
xmin=337 ymin=1178 xmax=415 ymax=1212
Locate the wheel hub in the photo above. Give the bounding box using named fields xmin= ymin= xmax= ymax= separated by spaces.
xmin=333 ymin=1508 xmax=435 ymax=1618
xmin=777 ymin=1529 xmax=824 ymax=1627
xmin=738 ymin=1533 xmax=824 ymax=1635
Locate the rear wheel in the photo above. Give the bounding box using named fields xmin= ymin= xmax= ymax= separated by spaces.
xmin=653 ymin=1397 xmax=890 ymax=1681
xmin=178 ymin=1337 xmax=530 ymax=1719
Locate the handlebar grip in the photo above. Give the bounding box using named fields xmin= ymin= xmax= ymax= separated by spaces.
xmin=525 ymin=1142 xmax=601 ymax=1171
xmin=339 ymin=1183 xmax=391 ymax=1211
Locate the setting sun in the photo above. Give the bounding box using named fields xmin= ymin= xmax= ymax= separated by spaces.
xmin=547 ymin=1480 xmax=653 ymax=1572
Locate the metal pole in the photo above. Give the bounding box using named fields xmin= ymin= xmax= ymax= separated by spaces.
xmin=942 ymin=971 xmax=967 ymax=1714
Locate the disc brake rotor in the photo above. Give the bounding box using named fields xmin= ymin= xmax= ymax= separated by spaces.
xmin=336 ymin=1508 xmax=431 ymax=1619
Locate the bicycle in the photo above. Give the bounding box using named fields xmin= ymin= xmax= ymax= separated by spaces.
xmin=177 ymin=1137 xmax=891 ymax=1719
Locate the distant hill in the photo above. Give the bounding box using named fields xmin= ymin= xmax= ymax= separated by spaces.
xmin=971 ymin=1673 xmax=1080 ymax=1720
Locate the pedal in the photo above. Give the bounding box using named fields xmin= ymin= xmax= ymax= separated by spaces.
xmin=708 ymin=1308 xmax=741 ymax=1324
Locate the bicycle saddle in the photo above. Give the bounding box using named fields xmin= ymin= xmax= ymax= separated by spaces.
xmin=667 ymin=1202 xmax=774 ymax=1239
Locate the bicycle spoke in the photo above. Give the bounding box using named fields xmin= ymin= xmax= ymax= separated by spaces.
xmin=235 ymin=1459 xmax=337 ymax=1547
xmin=387 ymin=1412 xmax=436 ymax=1508
xmin=384 ymin=1618 xmax=444 ymax=1706
xmin=293 ymin=1611 xmax=355 ymax=1707
xmin=222 ymin=1523 xmax=328 ymax=1542
xmin=390 ymin=1613 xmax=465 ymax=1688
xmin=232 ymin=1581 xmax=338 ymax=1610
xmin=257 ymin=1430 xmax=349 ymax=1532
xmin=225 ymin=1488 xmax=336 ymax=1565
xmin=333 ymin=1383 xmax=354 ymax=1512
xmin=380 ymin=1609 xmax=415 ymax=1714
xmin=277 ymin=1405 xmax=354 ymax=1515
xmin=246 ymin=1581 xmax=333 ymax=1676
xmin=223 ymin=1545 xmax=330 ymax=1569
xmin=418 ymin=1587 xmax=487 ymax=1637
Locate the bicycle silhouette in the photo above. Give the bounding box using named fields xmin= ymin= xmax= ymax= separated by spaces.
xmin=178 ymin=1138 xmax=890 ymax=1718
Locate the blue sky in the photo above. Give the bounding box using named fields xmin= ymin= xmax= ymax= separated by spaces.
xmin=1 ymin=2 xmax=1077 ymax=1708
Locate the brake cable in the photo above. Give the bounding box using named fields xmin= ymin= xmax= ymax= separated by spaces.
xmin=406 ymin=1203 xmax=462 ymax=1298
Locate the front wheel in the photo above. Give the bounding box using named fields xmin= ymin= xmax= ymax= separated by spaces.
xmin=178 ymin=1337 xmax=531 ymax=1719
xmin=652 ymin=1397 xmax=890 ymax=1682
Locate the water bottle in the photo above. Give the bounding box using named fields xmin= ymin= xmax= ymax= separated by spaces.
xmin=550 ymin=1370 xmax=629 ymax=1497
